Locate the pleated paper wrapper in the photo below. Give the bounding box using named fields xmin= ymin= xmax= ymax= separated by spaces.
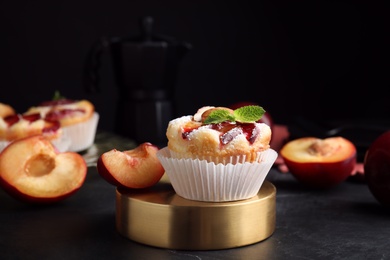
xmin=157 ymin=147 xmax=278 ymax=202
xmin=62 ymin=112 xmax=99 ymax=152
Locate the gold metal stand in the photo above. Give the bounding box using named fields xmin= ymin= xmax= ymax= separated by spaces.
xmin=116 ymin=175 xmax=276 ymax=250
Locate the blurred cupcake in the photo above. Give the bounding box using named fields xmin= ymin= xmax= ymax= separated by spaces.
xmin=157 ymin=105 xmax=278 ymax=202
xmin=24 ymin=93 xmax=99 ymax=152
xmin=0 ymin=113 xmax=70 ymax=152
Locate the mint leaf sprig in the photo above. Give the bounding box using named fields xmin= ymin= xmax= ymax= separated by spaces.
xmin=52 ymin=90 xmax=66 ymax=101
xmin=203 ymin=105 xmax=265 ymax=124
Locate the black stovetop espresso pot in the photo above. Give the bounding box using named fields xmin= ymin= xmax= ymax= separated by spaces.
xmin=84 ymin=16 xmax=191 ymax=146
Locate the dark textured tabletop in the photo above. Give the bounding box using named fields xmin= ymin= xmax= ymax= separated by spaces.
xmin=1 ymin=131 xmax=389 ymax=260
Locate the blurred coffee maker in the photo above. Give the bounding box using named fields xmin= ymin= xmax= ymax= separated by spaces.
xmin=84 ymin=16 xmax=191 ymax=146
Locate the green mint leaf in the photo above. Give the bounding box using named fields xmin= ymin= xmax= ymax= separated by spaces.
xmin=203 ymin=109 xmax=235 ymax=124
xmin=52 ymin=90 xmax=66 ymax=101
xmin=233 ymin=105 xmax=265 ymax=123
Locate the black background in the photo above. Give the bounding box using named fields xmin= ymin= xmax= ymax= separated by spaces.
xmin=1 ymin=0 xmax=389 ymax=134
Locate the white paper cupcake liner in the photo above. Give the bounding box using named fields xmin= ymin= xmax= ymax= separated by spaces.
xmin=51 ymin=134 xmax=71 ymax=152
xmin=157 ymin=147 xmax=278 ymax=202
xmin=62 ymin=112 xmax=99 ymax=152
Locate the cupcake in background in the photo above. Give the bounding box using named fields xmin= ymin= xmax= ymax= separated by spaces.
xmin=157 ymin=105 xmax=278 ymax=202
xmin=0 ymin=112 xmax=70 ymax=152
xmin=24 ymin=91 xmax=99 ymax=152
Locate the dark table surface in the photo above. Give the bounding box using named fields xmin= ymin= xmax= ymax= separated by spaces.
xmin=1 ymin=131 xmax=389 ymax=260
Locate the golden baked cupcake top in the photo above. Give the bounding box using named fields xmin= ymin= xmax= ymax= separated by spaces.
xmin=24 ymin=92 xmax=95 ymax=127
xmin=166 ymin=105 xmax=272 ymax=163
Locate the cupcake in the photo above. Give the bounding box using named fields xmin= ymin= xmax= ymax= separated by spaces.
xmin=24 ymin=94 xmax=99 ymax=152
xmin=157 ymin=105 xmax=278 ymax=202
xmin=0 ymin=113 xmax=70 ymax=152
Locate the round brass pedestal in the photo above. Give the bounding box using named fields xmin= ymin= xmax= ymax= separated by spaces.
xmin=116 ymin=176 xmax=276 ymax=250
